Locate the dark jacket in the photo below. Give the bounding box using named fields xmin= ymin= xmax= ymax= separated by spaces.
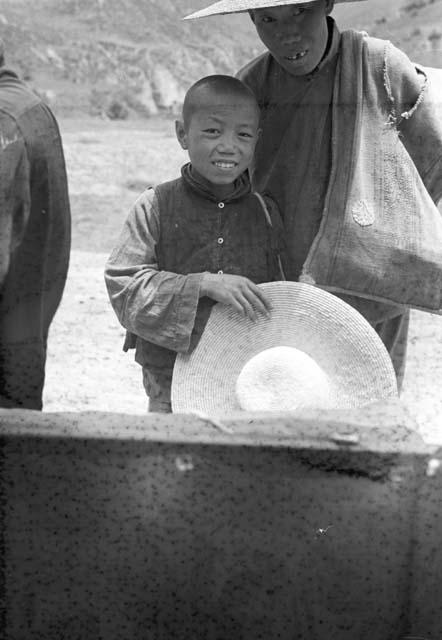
xmin=0 ymin=68 xmax=71 ymax=409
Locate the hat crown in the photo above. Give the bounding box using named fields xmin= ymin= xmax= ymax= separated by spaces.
xmin=236 ymin=346 xmax=333 ymax=411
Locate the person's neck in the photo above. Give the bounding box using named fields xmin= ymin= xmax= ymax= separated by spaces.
xmin=191 ymin=167 xmax=237 ymax=200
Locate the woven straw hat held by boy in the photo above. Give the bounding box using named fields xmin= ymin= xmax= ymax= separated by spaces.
xmin=171 ymin=281 xmax=398 ymax=415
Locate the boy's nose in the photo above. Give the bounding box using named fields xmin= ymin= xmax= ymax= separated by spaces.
xmin=216 ymin=134 xmax=237 ymax=152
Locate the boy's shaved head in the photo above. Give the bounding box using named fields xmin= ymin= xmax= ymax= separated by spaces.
xmin=182 ymin=74 xmax=259 ymax=130
xmin=176 ymin=74 xmax=260 ymax=190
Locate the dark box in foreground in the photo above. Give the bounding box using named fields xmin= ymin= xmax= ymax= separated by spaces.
xmin=1 ymin=401 xmax=441 ymax=639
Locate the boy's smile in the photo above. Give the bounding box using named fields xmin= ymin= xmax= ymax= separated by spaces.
xmin=176 ymin=92 xmax=260 ymax=192
xmin=250 ymin=0 xmax=334 ymax=76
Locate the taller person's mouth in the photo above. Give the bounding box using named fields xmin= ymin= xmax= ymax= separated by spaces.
xmin=285 ymin=50 xmax=308 ymax=61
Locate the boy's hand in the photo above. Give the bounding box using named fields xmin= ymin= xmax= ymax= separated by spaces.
xmin=200 ymin=273 xmax=271 ymax=322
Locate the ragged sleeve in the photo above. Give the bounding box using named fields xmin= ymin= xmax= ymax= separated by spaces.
xmin=104 ymin=187 xmax=204 ymax=353
xmin=0 ymin=113 xmax=30 ymax=288
xmin=385 ymin=42 xmax=442 ymax=204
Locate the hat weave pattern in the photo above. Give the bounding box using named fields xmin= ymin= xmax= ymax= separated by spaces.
xmin=184 ymin=0 xmax=367 ymax=20
xmin=171 ymin=282 xmax=398 ymax=415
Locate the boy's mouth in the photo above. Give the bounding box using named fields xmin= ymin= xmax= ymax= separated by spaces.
xmin=213 ymin=161 xmax=238 ymax=169
xmin=285 ymin=50 xmax=308 ymax=61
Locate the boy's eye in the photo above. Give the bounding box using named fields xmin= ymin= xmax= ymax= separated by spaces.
xmin=203 ymin=128 xmax=220 ymax=135
xmin=239 ymin=132 xmax=253 ymax=138
xmin=293 ymin=7 xmax=306 ymax=15
xmin=260 ymin=15 xmax=275 ymax=23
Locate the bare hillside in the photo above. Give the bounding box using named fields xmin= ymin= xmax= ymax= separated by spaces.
xmin=0 ymin=0 xmax=440 ymax=116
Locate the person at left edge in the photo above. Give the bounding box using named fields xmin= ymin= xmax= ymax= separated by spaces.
xmin=0 ymin=43 xmax=71 ymax=409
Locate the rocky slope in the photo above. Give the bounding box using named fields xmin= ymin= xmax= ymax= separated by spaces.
xmin=0 ymin=0 xmax=440 ymax=118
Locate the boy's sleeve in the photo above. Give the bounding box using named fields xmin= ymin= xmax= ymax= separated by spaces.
xmin=386 ymin=43 xmax=442 ymax=204
xmin=104 ymin=188 xmax=204 ymax=353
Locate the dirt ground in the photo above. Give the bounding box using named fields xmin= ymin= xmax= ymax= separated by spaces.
xmin=42 ymin=119 xmax=442 ymax=445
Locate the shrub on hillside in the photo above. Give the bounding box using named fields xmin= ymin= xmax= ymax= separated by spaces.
xmin=403 ymin=0 xmax=427 ymax=11
xmin=428 ymin=29 xmax=442 ymax=43
xmin=106 ymin=98 xmax=129 ymax=120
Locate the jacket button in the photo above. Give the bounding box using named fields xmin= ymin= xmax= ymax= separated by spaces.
xmin=217 ymin=237 xmax=224 ymax=245
xmin=218 ymin=202 xmax=225 ymax=209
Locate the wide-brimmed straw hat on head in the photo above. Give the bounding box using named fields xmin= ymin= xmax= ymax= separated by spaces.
xmin=171 ymin=282 xmax=398 ymax=415
xmin=184 ymin=0 xmax=367 ymax=20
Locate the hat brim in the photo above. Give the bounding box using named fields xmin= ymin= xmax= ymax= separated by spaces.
xmin=171 ymin=282 xmax=398 ymax=415
xmin=184 ymin=0 xmax=367 ymax=20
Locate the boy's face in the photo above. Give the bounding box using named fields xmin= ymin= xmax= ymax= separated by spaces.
xmin=250 ymin=0 xmax=334 ymax=77
xmin=176 ymin=92 xmax=260 ymax=186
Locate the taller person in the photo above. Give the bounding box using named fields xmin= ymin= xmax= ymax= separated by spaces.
xmin=184 ymin=0 xmax=442 ymax=390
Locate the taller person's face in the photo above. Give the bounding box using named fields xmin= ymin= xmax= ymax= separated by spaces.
xmin=250 ymin=1 xmax=334 ymax=76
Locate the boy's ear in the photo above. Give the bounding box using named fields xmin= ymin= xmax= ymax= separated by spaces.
xmin=175 ymin=120 xmax=188 ymax=150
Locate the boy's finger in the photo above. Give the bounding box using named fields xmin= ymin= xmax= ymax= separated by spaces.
xmin=228 ymin=296 xmax=247 ymax=318
xmin=243 ymin=285 xmax=271 ymax=317
xmin=246 ymin=282 xmax=272 ymax=311
xmin=238 ymin=294 xmax=258 ymax=323
xmin=257 ymin=289 xmax=273 ymax=312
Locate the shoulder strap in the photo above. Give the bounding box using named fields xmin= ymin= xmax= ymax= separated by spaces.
xmin=253 ymin=191 xmax=286 ymax=281
xmin=253 ymin=191 xmax=273 ymax=226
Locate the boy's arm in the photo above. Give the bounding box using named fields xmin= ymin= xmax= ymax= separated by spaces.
xmin=104 ymin=188 xmax=204 ymax=354
xmin=386 ymin=44 xmax=442 ymax=204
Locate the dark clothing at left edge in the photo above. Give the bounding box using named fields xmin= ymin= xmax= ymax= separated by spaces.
xmin=0 ymin=68 xmax=71 ymax=409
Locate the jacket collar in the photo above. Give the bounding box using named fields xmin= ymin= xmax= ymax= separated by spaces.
xmin=181 ymin=162 xmax=252 ymax=203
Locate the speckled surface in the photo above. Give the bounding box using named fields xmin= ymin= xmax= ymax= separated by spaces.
xmin=1 ymin=402 xmax=441 ymax=639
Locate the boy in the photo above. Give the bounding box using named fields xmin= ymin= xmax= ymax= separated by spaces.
xmin=184 ymin=0 xmax=442 ymax=391
xmin=105 ymin=75 xmax=284 ymax=412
